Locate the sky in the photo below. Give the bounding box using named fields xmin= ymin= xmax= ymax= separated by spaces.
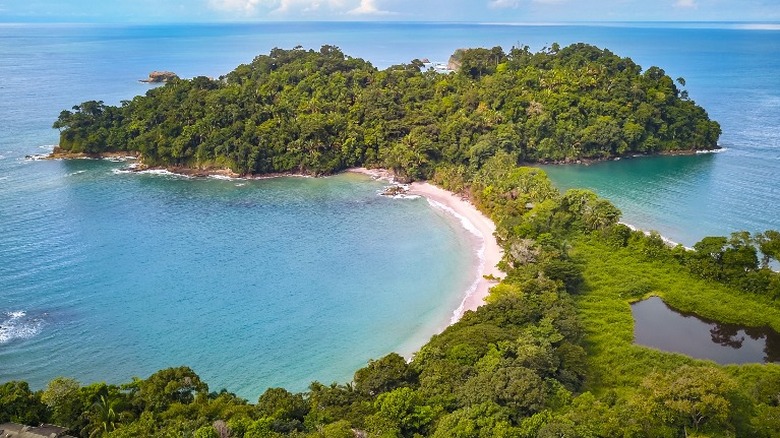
xmin=0 ymin=0 xmax=779 ymax=23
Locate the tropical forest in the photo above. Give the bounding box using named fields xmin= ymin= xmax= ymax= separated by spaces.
xmin=3 ymin=44 xmax=780 ymax=437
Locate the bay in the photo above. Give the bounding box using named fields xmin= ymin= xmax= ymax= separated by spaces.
xmin=0 ymin=158 xmax=473 ymax=397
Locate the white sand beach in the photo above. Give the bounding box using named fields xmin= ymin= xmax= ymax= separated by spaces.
xmin=347 ymin=168 xmax=504 ymax=320
xmin=408 ymin=182 xmax=504 ymax=319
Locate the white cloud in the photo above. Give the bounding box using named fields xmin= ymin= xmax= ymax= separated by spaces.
xmin=489 ymin=0 xmax=520 ymax=8
xmin=488 ymin=0 xmax=564 ymax=8
xmin=674 ymin=0 xmax=697 ymax=8
xmin=207 ymin=0 xmax=389 ymax=15
xmin=347 ymin=0 xmax=393 ymax=15
xmin=207 ymin=0 xmax=269 ymax=12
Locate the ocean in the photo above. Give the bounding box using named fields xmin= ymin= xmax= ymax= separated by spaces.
xmin=1 ymin=22 xmax=778 ymax=398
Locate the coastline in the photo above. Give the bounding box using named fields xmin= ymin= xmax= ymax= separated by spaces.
xmin=44 ymin=153 xmax=503 ymax=321
xmin=408 ymin=182 xmax=504 ymax=320
xmin=531 ymin=146 xmax=724 ymax=166
xmin=33 ymin=148 xmax=139 ymax=162
xmin=347 ymin=168 xmax=504 ymax=321
xmin=619 ymin=221 xmax=693 ymax=250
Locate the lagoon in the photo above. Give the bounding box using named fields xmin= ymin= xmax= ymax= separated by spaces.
xmin=631 ymin=296 xmax=780 ymax=364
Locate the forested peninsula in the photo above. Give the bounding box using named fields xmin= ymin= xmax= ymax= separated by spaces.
xmin=7 ymin=45 xmax=780 ymax=437
xmin=51 ymin=44 xmax=720 ymax=178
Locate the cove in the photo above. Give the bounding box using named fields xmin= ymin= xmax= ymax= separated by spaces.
xmin=0 ymin=160 xmax=477 ymax=399
xmin=631 ymin=296 xmax=780 ymax=364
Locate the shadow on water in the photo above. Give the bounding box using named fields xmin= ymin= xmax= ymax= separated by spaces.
xmin=631 ymin=296 xmax=780 ymax=364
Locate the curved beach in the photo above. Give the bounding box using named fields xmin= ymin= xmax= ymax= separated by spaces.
xmin=348 ymin=168 xmax=504 ymax=322
xmin=408 ymin=182 xmax=504 ymax=320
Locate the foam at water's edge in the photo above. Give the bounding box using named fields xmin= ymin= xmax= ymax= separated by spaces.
xmin=449 ymin=248 xmax=487 ymax=324
xmin=696 ymin=147 xmax=728 ymax=154
xmin=111 ymin=167 xmax=192 ymax=178
xmin=426 ymin=199 xmax=482 ymax=238
xmin=24 ymin=154 xmax=50 ymax=161
xmin=423 ymin=198 xmax=487 ymax=323
xmin=620 ymin=222 xmax=693 ymax=250
xmin=209 ymin=174 xmax=242 ymax=181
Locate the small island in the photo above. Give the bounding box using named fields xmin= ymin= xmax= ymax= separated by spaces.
xmin=139 ymin=70 xmax=178 ymax=83
xmin=52 ymin=44 xmax=720 ymax=178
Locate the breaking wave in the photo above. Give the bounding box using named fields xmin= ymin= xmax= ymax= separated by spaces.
xmin=0 ymin=310 xmax=45 ymax=344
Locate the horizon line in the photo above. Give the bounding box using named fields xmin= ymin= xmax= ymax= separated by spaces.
xmin=2 ymin=19 xmax=780 ymax=26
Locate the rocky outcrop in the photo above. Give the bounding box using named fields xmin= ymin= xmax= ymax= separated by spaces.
xmin=447 ymin=49 xmax=465 ymax=71
xmin=42 ymin=146 xmax=139 ymax=160
xmin=381 ymin=185 xmax=409 ymax=197
xmin=140 ymin=71 xmax=178 ymax=83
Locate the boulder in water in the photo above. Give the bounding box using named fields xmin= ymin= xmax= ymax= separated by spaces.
xmin=140 ymin=71 xmax=178 ymax=83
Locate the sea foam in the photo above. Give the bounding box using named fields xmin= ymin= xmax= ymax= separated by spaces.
xmin=696 ymin=148 xmax=728 ymax=154
xmin=209 ymin=174 xmax=246 ymax=181
xmin=426 ymin=199 xmax=482 ymax=238
xmin=423 ymin=198 xmax=487 ymax=323
xmin=111 ymin=167 xmax=192 ymax=178
xmin=449 ymin=261 xmax=485 ymax=324
xmin=24 ymin=154 xmax=49 ymax=161
xmin=0 ymin=310 xmax=44 ymax=344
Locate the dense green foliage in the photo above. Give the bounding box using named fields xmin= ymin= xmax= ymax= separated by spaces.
xmin=569 ymin=230 xmax=780 ymax=437
xmin=11 ymin=44 xmax=780 ymax=437
xmin=53 ymin=44 xmax=719 ymax=178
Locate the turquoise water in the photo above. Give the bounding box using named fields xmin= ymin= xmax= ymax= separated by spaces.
xmin=1 ymin=22 xmax=779 ymax=397
xmin=0 ymin=157 xmax=473 ymax=397
xmin=537 ymin=25 xmax=780 ymax=246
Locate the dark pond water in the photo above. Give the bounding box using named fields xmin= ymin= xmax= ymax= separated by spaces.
xmin=631 ymin=296 xmax=780 ymax=364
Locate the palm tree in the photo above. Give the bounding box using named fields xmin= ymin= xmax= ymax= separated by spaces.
xmin=88 ymin=391 xmax=120 ymax=438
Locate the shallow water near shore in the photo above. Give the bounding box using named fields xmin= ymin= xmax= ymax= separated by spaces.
xmin=0 ymin=158 xmax=475 ymax=396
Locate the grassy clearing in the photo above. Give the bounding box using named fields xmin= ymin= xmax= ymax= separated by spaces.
xmin=571 ymin=234 xmax=780 ymax=394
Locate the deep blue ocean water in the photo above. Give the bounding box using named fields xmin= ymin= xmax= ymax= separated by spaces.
xmin=1 ymin=22 xmax=779 ymax=398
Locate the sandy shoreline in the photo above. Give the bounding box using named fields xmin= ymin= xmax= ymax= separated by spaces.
xmin=409 ymin=182 xmax=504 ymax=319
xmin=347 ymin=168 xmax=504 ymax=320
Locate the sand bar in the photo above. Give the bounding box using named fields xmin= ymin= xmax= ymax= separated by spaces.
xmin=347 ymin=168 xmax=504 ymax=320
